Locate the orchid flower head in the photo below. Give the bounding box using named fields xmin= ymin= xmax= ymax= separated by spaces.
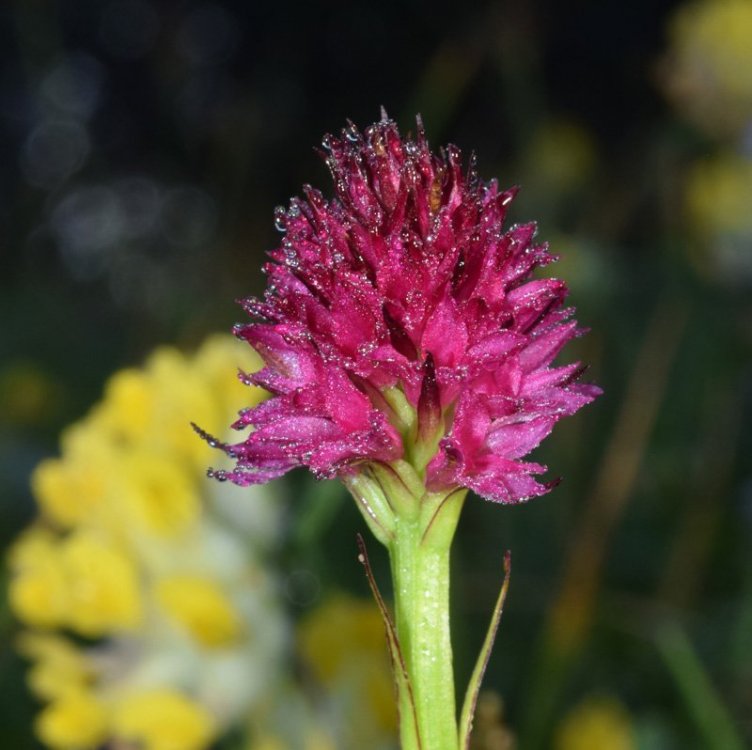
xmin=203 ymin=112 xmax=601 ymax=504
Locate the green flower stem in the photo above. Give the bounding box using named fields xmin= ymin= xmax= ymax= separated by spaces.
xmin=347 ymin=462 xmax=469 ymax=750
xmin=388 ymin=488 xmax=467 ymax=750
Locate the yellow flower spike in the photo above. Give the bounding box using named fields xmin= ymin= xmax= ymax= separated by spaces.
xmin=156 ymin=574 xmax=243 ymax=647
xmin=32 ymin=457 xmax=108 ymax=529
xmin=17 ymin=633 xmax=93 ymax=701
xmin=35 ymin=688 xmax=108 ymax=750
xmin=7 ymin=528 xmax=68 ymax=629
xmin=112 ymin=689 xmax=216 ymax=750
xmin=11 ymin=335 xmax=288 ymax=749
xmin=555 ymin=696 xmax=635 ymax=750
xmin=60 ymin=531 xmax=141 ymax=637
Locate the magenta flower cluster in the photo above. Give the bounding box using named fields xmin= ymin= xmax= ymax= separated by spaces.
xmin=210 ymin=114 xmax=600 ymax=504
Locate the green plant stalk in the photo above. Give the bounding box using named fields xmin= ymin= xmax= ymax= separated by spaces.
xmin=351 ymin=448 xmax=513 ymax=750
xmin=656 ymin=624 xmax=745 ymax=750
xmin=348 ymin=463 xmax=482 ymax=750
xmin=387 ymin=488 xmax=467 ymax=750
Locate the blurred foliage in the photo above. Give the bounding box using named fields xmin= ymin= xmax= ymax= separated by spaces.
xmin=2 ymin=0 xmax=751 ymax=748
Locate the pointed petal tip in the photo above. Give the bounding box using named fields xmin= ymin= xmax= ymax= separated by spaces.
xmin=545 ymin=476 xmax=563 ymax=490
xmin=415 ymin=113 xmax=426 ymax=140
xmin=191 ymin=421 xmax=222 ymax=448
xmin=563 ymin=362 xmax=589 ymax=385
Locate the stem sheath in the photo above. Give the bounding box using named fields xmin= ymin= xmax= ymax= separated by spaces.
xmin=388 ymin=489 xmax=466 ymax=750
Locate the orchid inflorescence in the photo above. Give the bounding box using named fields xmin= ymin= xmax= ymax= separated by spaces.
xmin=207 ymin=112 xmax=598 ymax=507
xmin=200 ymin=111 xmax=600 ymax=750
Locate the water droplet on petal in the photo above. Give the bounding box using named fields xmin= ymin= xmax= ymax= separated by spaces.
xmin=274 ymin=206 xmax=288 ymax=232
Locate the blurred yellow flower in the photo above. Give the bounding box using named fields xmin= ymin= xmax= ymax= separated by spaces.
xmin=35 ymin=689 xmax=108 ymax=750
xmin=7 ymin=528 xmax=68 ymax=629
xmin=8 ymin=335 xmax=285 ymax=750
xmin=554 ymin=696 xmax=635 ymax=750
xmin=31 ymin=457 xmax=108 ymax=529
xmin=0 ymin=361 xmax=58 ymax=426
xmin=193 ymin=333 xmax=263 ymax=419
xmin=9 ymin=531 xmax=141 ymax=636
xmin=119 ymin=451 xmax=202 ymax=536
xmin=10 ymin=529 xmax=141 ymax=636
xmin=17 ymin=633 xmax=93 ymax=701
xmin=238 ymin=593 xmax=410 ymax=749
xmin=298 ymin=593 xmax=397 ymax=739
xmin=7 ymin=525 xmax=59 ymax=569
xmin=112 ymin=689 xmax=216 ymax=750
xmin=141 ymin=347 xmax=218 ymax=468
xmin=686 ymin=153 xmax=752 ymax=234
xmin=98 ymin=367 xmax=154 ymax=444
xmin=156 ymin=574 xmax=243 ymax=647
xmin=524 ymin=120 xmax=596 ymax=194
xmin=469 ymin=691 xmax=515 ymax=750
xmin=86 ymin=334 xmax=261 ymax=473
xmin=60 ymin=531 xmax=142 ymax=636
xmin=663 ymin=0 xmax=752 ymax=135
xmin=685 ymin=152 xmax=752 ymax=282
